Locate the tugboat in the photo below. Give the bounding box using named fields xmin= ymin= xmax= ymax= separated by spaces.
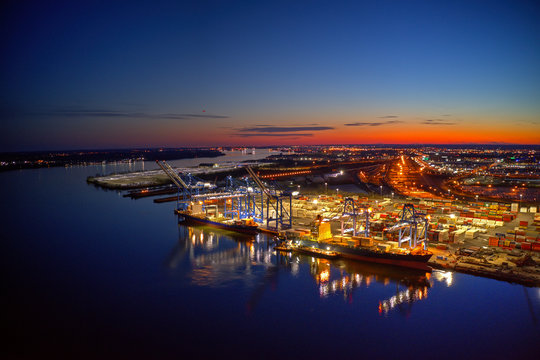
xmin=273 ymin=237 xmax=339 ymax=259
xmin=290 ymin=244 xmax=340 ymax=259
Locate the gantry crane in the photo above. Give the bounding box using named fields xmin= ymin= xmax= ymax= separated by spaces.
xmin=245 ymin=166 xmax=292 ymax=231
xmin=386 ymin=203 xmax=429 ymax=249
xmin=155 ymin=160 xmax=216 ymax=210
xmin=155 ymin=160 xmax=192 ymax=210
xmin=340 ymin=197 xmax=372 ymax=237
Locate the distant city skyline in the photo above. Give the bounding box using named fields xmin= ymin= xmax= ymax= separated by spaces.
xmin=1 ymin=0 xmax=539 ymax=151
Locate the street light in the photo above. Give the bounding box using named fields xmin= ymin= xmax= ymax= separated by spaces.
xmin=336 ymin=188 xmax=339 ymax=196
xmin=325 ymin=182 xmax=327 ymax=194
xmin=379 ymin=185 xmax=383 ymax=197
xmin=391 ymin=192 xmax=394 ymax=199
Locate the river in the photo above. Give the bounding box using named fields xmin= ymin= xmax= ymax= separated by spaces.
xmin=2 ymin=151 xmax=539 ymax=359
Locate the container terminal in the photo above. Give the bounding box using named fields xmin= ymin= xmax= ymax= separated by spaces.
xmin=88 ymin=147 xmax=540 ymax=286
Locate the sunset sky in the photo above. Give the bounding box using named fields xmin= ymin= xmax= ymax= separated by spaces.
xmin=1 ymin=0 xmax=539 ymax=151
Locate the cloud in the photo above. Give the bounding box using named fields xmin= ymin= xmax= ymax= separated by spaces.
xmin=35 ymin=108 xmax=230 ymax=119
xmin=344 ymin=120 xmax=402 ymax=127
xmin=237 ymin=126 xmax=333 ymax=133
xmin=422 ymin=119 xmax=458 ymax=125
xmin=234 ymin=133 xmax=314 ymax=137
xmin=345 ymin=122 xmax=383 ymax=127
xmin=231 ymin=125 xmax=331 ymax=138
xmin=378 ymin=115 xmax=399 ymax=118
xmin=441 ymin=114 xmax=452 ymax=117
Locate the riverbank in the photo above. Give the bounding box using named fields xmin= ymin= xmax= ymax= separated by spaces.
xmin=1 ymin=148 xmax=225 ymax=172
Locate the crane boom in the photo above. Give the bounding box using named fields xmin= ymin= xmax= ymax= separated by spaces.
xmin=245 ymin=166 xmax=273 ymax=197
xmin=155 ymin=160 xmax=190 ymax=190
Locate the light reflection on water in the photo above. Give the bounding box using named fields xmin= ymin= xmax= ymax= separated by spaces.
xmin=3 ymin=162 xmax=538 ymax=359
xmin=173 ymin=223 xmax=452 ymax=316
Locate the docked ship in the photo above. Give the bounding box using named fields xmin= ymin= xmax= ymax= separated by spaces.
xmin=175 ymin=209 xmax=259 ymax=235
xmin=276 ymin=244 xmax=340 ymax=259
xmin=301 ymin=240 xmax=431 ymax=271
xmin=277 ymin=223 xmax=432 ymax=271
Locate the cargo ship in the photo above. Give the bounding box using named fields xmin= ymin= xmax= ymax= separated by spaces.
xmin=276 ymin=224 xmax=432 ymax=271
xmin=175 ymin=210 xmax=259 ymax=235
xmin=297 ymin=239 xmax=432 ymax=271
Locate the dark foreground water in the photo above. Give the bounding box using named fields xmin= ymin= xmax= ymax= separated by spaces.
xmin=2 ymin=158 xmax=539 ymax=359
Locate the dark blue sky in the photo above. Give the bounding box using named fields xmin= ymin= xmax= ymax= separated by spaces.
xmin=1 ymin=0 xmax=539 ymax=150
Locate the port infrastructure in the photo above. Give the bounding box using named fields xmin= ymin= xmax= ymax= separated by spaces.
xmin=155 ymin=160 xmax=217 ymax=209
xmin=245 ymin=166 xmax=292 ymax=231
xmin=156 ymin=160 xmax=292 ymax=231
xmin=156 ymin=160 xmax=260 ymax=218
xmin=221 ymin=175 xmax=264 ymax=223
xmin=386 ymin=203 xmax=429 ymax=250
xmin=340 ymin=197 xmax=372 ymax=237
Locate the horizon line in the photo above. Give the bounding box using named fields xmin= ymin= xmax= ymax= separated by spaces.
xmin=2 ymin=142 xmax=540 ymax=153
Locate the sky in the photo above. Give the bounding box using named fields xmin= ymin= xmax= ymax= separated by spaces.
xmin=1 ymin=0 xmax=539 ymax=151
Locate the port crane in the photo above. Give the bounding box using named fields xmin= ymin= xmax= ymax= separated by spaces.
xmin=155 ymin=160 xmax=217 ymax=210
xmin=221 ymin=174 xmax=264 ymax=223
xmin=386 ymin=203 xmax=429 ymax=249
xmin=156 ymin=160 xmax=288 ymax=228
xmin=340 ymin=197 xmax=372 ymax=237
xmin=245 ymin=166 xmax=292 ymax=231
xmin=155 ymin=160 xmax=194 ymax=210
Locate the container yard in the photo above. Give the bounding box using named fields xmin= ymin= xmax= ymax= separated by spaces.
xmin=87 ymin=150 xmax=540 ymax=286
xmin=284 ymin=194 xmax=540 ymax=286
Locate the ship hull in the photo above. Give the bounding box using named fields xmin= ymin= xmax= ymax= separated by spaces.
xmin=298 ymin=240 xmax=432 ymax=271
xmin=176 ymin=211 xmax=259 ymax=235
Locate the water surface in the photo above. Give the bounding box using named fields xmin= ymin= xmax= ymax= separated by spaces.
xmin=2 ymin=154 xmax=539 ymax=359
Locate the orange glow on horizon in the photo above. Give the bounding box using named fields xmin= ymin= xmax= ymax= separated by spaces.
xmin=65 ymin=114 xmax=539 ymax=148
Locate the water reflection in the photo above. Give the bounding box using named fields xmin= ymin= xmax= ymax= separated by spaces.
xmin=307 ymin=256 xmax=434 ymax=315
xmin=166 ymin=225 xmax=276 ymax=287
xmin=433 ymin=270 xmax=454 ymax=287
xmin=170 ymin=225 xmax=454 ymax=315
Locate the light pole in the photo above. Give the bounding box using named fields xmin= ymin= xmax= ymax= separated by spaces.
xmin=325 ymin=182 xmax=327 ymax=194
xmin=336 ymin=188 xmax=339 ymax=197
xmin=391 ymin=192 xmax=394 ymax=199
xmin=379 ymin=185 xmax=383 ymax=198
xmin=475 ymin=194 xmax=479 ymax=202
xmin=519 ymin=194 xmax=523 ymax=209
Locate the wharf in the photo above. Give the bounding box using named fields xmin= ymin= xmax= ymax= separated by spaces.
xmin=88 ymin=163 xmax=242 ymax=189
xmin=427 ymin=246 xmax=540 ymax=287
